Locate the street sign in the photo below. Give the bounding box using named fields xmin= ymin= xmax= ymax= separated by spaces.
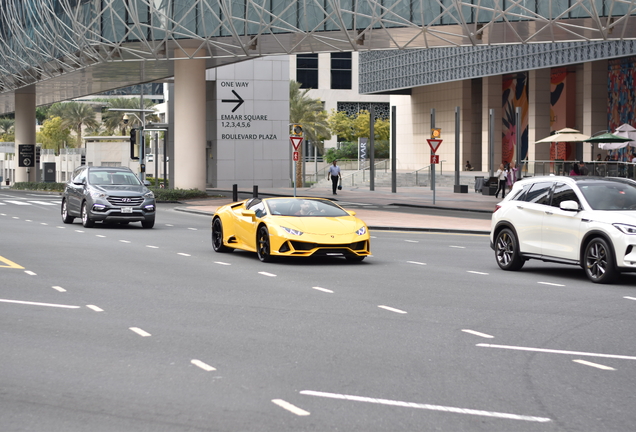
xmin=427 ymin=138 xmax=443 ymax=154
xmin=430 ymin=155 xmax=440 ymax=164
xmin=18 ymin=144 xmax=35 ymax=167
xmin=431 ymin=128 xmax=441 ymax=139
xmin=290 ymin=136 xmax=303 ymax=150
xmin=293 ymin=151 xmax=299 ymax=161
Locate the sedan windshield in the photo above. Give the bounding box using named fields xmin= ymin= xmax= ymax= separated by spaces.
xmin=265 ymin=198 xmax=349 ymax=217
xmin=578 ymin=181 xmax=636 ymax=210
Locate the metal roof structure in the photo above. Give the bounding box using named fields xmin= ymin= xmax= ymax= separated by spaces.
xmin=1 ymin=0 xmax=636 ymax=113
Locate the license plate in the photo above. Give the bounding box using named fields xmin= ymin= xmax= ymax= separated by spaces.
xmin=121 ymin=207 xmax=133 ymax=213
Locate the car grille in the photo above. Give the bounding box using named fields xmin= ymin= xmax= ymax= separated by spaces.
xmin=107 ymin=196 xmax=144 ymax=206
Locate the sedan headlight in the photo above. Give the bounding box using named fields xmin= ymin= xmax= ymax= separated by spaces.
xmin=281 ymin=226 xmax=303 ymax=236
xmin=143 ymin=190 xmax=155 ymax=199
xmin=356 ymin=226 xmax=367 ymax=236
xmin=614 ymin=223 xmax=636 ymax=234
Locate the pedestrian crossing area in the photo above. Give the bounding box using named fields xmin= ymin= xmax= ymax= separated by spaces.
xmin=0 ymin=200 xmax=61 ymax=206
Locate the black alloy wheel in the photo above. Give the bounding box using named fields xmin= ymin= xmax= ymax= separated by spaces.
xmin=584 ymin=237 xmax=618 ymax=284
xmin=61 ymin=200 xmax=74 ymax=224
xmin=495 ymin=228 xmax=524 ymax=271
xmin=81 ymin=201 xmax=95 ymax=228
xmin=212 ymin=218 xmax=232 ymax=252
xmin=257 ymin=225 xmax=273 ymax=262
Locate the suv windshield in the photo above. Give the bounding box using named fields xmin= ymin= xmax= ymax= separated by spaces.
xmin=89 ymin=170 xmax=141 ymax=186
xmin=578 ymin=181 xmax=636 ymax=210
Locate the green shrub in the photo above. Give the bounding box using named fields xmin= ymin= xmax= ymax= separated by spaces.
xmin=150 ymin=188 xmax=209 ymax=202
xmin=145 ymin=176 xmax=169 ymax=188
xmin=12 ymin=182 xmax=65 ymax=192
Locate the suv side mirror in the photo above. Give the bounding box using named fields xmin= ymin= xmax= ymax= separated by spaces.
xmin=560 ymin=200 xmax=580 ymax=212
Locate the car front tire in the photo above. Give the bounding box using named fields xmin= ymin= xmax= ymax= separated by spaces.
xmin=81 ymin=201 xmax=95 ymax=228
xmin=584 ymin=237 xmax=618 ymax=284
xmin=212 ymin=217 xmax=233 ymax=252
xmin=257 ymin=225 xmax=273 ymax=262
xmin=495 ymin=228 xmax=524 ymax=271
xmin=141 ymin=219 xmax=155 ymax=229
xmin=61 ymin=200 xmax=75 ymax=224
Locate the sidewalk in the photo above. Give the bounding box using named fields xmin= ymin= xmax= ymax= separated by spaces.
xmin=177 ymin=183 xmax=501 ymax=234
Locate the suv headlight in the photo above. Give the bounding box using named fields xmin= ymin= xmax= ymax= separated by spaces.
xmin=89 ymin=190 xmax=107 ymax=199
xmin=143 ymin=190 xmax=155 ymax=199
xmin=356 ymin=226 xmax=367 ymax=236
xmin=614 ymin=223 xmax=636 ymax=234
xmin=282 ymin=226 xmax=303 ymax=236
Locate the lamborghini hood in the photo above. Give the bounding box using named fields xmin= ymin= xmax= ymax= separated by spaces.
xmin=277 ymin=216 xmax=363 ymax=235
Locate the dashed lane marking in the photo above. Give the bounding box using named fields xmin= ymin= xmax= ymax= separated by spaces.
xmin=0 ymin=298 xmax=80 ymax=309
xmin=120 ymin=240 xmax=131 ymax=243
xmin=573 ymin=359 xmax=615 ymax=371
xmin=215 ymin=262 xmax=231 ymax=266
xmin=191 ymin=359 xmax=216 ymax=371
xmin=624 ymin=296 xmax=636 ymax=301
xmin=52 ymin=286 xmax=66 ymax=292
xmin=0 ymin=255 xmax=24 ymax=269
xmin=477 ymin=343 xmax=636 ymax=361
xmin=378 ymin=305 xmax=407 ymax=314
xmin=462 ymin=329 xmax=494 ymax=339
xmin=449 ymin=245 xmax=466 ymax=249
xmin=259 ymin=271 xmax=277 ymax=277
xmin=312 ymin=286 xmax=334 ymax=293
xmin=404 ymin=240 xmax=419 ymax=243
xmin=467 ymin=271 xmax=488 ymax=275
xmin=146 ymin=245 xmax=159 ymax=249
xmin=25 ymin=270 xmax=37 ymax=276
xmin=86 ymin=305 xmax=103 ymax=312
xmin=407 ymin=261 xmax=426 ymax=265
xmin=178 ymin=253 xmax=191 ymax=257
xmin=129 ymin=327 xmax=151 ymax=337
xmin=299 ymin=390 xmax=550 ymax=423
xmin=272 ymin=399 xmax=310 ymax=416
xmin=538 ymin=282 xmax=565 ymax=287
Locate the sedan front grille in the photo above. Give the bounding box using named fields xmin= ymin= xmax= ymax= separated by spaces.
xmin=107 ymin=196 xmax=144 ymax=206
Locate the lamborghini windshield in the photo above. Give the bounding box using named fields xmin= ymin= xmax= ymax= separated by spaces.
xmin=265 ymin=198 xmax=349 ymax=217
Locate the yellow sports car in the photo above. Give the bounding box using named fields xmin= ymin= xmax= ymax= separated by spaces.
xmin=211 ymin=197 xmax=371 ymax=262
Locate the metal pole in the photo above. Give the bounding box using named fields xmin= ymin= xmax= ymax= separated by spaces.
xmin=489 ymin=109 xmax=495 ymax=178
xmin=431 ymin=108 xmax=436 ymax=205
xmin=154 ymin=132 xmax=158 ymax=187
xmin=370 ymin=105 xmax=375 ymax=191
xmin=139 ymin=85 xmax=145 ymax=182
xmin=391 ymin=106 xmax=396 ymax=193
xmin=233 ymin=184 xmax=238 ymax=202
xmin=515 ymin=107 xmax=521 ymax=180
xmin=454 ymin=106 xmax=460 ymax=188
xmin=163 ymin=133 xmax=168 ymax=189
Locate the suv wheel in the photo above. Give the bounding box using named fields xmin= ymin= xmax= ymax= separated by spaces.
xmin=584 ymin=237 xmax=618 ymax=284
xmin=495 ymin=228 xmax=525 ymax=271
xmin=61 ymin=200 xmax=75 ymax=224
xmin=81 ymin=201 xmax=95 ymax=228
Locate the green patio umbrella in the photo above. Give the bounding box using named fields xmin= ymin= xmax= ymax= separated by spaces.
xmin=584 ymin=132 xmax=632 ymax=150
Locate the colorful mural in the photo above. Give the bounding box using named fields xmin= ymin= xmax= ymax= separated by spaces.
xmin=550 ymin=67 xmax=575 ymax=161
xmin=608 ymin=57 xmax=636 ymax=161
xmin=502 ymin=73 xmax=528 ymax=165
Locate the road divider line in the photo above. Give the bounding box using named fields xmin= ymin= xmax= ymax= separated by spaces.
xmin=40 ymin=223 xmax=48 ymax=225
xmin=86 ymin=305 xmax=103 ymax=312
xmin=450 ymin=245 xmax=466 ymax=249
xmin=312 ymin=286 xmax=334 ymax=293
xmin=120 ymin=240 xmax=131 ymax=243
xmin=178 ymin=253 xmax=191 ymax=257
xmin=538 ymin=282 xmax=565 ymax=287
xmin=215 ymin=262 xmax=231 ymax=266
xmin=407 ymin=261 xmax=426 ymax=265
xmin=378 ymin=305 xmax=407 ymax=314
xmin=467 ymin=271 xmax=488 ymax=275
xmin=25 ymin=270 xmax=37 ymax=276
xmin=0 ymin=298 xmax=80 ymax=309
xmin=259 ymin=272 xmax=276 ymax=277
xmin=573 ymin=359 xmax=615 ymax=370
xmin=0 ymin=255 xmax=24 ymax=269
xmin=129 ymin=327 xmax=151 ymax=337
xmin=52 ymin=286 xmax=66 ymax=292
xmin=477 ymin=343 xmax=636 ymax=360
xmin=146 ymin=245 xmax=159 ymax=249
xmin=96 ymin=235 xmax=106 ymax=238
xmin=462 ymin=329 xmax=494 ymax=339
xmin=188 ymin=228 xmax=197 ymax=230
xmin=404 ymin=240 xmax=419 ymax=243
xmin=299 ymin=390 xmax=550 ymax=423
xmin=623 ymin=296 xmax=636 ymax=301
xmin=75 ymin=230 xmax=84 ymax=233
xmin=271 ymin=399 xmax=310 ymax=416
xmin=191 ymin=359 xmax=216 ymax=371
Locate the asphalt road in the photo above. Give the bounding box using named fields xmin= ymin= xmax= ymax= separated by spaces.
xmin=2 ymin=191 xmax=636 ymax=431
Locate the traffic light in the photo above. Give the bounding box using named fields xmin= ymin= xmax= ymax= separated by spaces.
xmin=130 ymin=128 xmax=139 ymax=160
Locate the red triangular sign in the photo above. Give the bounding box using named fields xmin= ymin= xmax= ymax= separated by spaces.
xmin=427 ymin=138 xmax=443 ymax=154
xmin=290 ymin=136 xmax=303 ymax=150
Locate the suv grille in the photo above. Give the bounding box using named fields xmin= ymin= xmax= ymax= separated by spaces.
xmin=107 ymin=196 xmax=144 ymax=206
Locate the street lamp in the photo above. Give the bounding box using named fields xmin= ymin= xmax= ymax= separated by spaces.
xmin=108 ymin=108 xmax=157 ymax=181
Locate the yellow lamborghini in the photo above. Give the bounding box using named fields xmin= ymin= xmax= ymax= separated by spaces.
xmin=211 ymin=197 xmax=371 ymax=262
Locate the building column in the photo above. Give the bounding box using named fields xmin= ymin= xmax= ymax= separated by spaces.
xmin=582 ymin=60 xmax=608 ymax=161
xmin=482 ymin=75 xmax=502 ymax=173
xmin=174 ymin=49 xmax=207 ymax=190
xmin=528 ymin=69 xmax=551 ymax=163
xmin=14 ymin=86 xmax=36 ymax=183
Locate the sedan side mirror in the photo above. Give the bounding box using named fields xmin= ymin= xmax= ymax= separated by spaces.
xmin=560 ymin=200 xmax=580 ymax=212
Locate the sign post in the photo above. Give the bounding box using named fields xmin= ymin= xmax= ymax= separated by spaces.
xmin=428 ymin=125 xmax=442 ymax=205
xmin=290 ymin=133 xmax=303 ymax=197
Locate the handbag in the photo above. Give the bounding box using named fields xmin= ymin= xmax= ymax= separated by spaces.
xmin=337 ymin=178 xmax=342 ymax=190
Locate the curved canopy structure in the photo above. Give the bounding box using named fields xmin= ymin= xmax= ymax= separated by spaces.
xmin=1 ymin=0 xmax=636 ymax=112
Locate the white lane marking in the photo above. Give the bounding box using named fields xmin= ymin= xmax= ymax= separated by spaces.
xmin=467 ymin=271 xmax=488 ymax=275
xmin=404 ymin=240 xmax=419 ymax=243
xmin=191 ymin=359 xmax=216 ymax=371
xmin=214 ymin=261 xmax=231 ymax=266
xmin=312 ymin=286 xmax=334 ymax=293
xmin=75 ymin=230 xmax=84 ymax=233
xmin=462 ymin=329 xmax=494 ymax=339
xmin=28 ymin=201 xmax=56 ymax=206
xmin=449 ymin=245 xmax=466 ymax=249
xmin=12 ymin=217 xmax=19 ymax=219
xmin=623 ymin=296 xmax=636 ymax=301
xmin=259 ymin=271 xmax=277 ymax=277
xmin=538 ymin=282 xmax=565 ymax=287
xmin=178 ymin=253 xmax=191 ymax=257
xmin=271 ymin=399 xmax=310 ymax=416
xmin=0 ymin=299 xmax=80 ymax=309
xmin=25 ymin=270 xmax=37 ymax=276
xmin=188 ymin=227 xmax=198 ymax=230
xmin=573 ymin=359 xmax=615 ymax=371
xmin=300 ymin=390 xmax=550 ymax=423
xmin=25 ymin=220 xmax=32 ymax=222
xmin=129 ymin=327 xmax=151 ymax=337
xmin=477 ymin=343 xmax=636 ymax=360
xmin=52 ymin=286 xmax=66 ymax=293
xmin=165 ymin=224 xmax=174 ymax=227
xmin=120 ymin=240 xmax=131 ymax=243
xmin=370 ymin=236 xmax=377 ymax=238
xmin=146 ymin=245 xmax=159 ymax=249
xmin=96 ymin=235 xmax=106 ymax=238
xmin=40 ymin=223 xmax=48 ymax=225
xmin=57 ymin=226 xmax=66 ymax=229
xmin=378 ymin=305 xmax=407 ymax=314
xmin=86 ymin=305 xmax=103 ymax=312
xmin=5 ymin=200 xmax=30 ymax=205
xmin=407 ymin=261 xmax=426 ymax=265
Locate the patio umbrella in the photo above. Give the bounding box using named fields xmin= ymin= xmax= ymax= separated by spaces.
xmin=606 ymin=123 xmax=636 ymax=150
xmin=584 ymin=132 xmax=633 ymax=150
xmin=535 ymin=127 xmax=590 ymax=143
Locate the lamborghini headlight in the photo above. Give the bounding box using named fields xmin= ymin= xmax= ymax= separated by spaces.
xmin=282 ymin=226 xmax=303 ymax=236
xmin=356 ymin=226 xmax=367 ymax=236
xmin=614 ymin=223 xmax=636 ymax=235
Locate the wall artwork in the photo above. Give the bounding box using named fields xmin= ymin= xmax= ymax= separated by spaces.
xmin=502 ymin=73 xmax=528 ymax=165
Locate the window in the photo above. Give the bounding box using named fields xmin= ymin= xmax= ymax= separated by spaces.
xmin=551 ymin=183 xmax=580 ymax=208
xmin=522 ymin=181 xmax=553 ymax=205
xmin=331 ymin=52 xmax=351 ymax=89
xmin=296 ymin=54 xmax=318 ymax=89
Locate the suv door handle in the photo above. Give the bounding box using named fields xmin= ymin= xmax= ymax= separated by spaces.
xmin=545 ymin=211 xmax=553 ymax=215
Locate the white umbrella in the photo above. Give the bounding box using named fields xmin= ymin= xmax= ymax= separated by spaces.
xmin=605 ymin=123 xmax=636 ymax=150
xmin=535 ymin=127 xmax=590 ymax=143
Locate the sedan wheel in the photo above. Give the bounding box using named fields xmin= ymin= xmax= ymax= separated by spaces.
xmin=584 ymin=237 xmax=618 ymax=284
xmin=495 ymin=228 xmax=524 ymax=271
xmin=257 ymin=225 xmax=273 ymax=262
xmin=212 ymin=218 xmax=233 ymax=252
xmin=81 ymin=202 xmax=95 ymax=228
xmin=61 ymin=200 xmax=75 ymax=224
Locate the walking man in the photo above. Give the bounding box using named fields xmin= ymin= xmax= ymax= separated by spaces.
xmin=327 ymin=160 xmax=341 ymax=195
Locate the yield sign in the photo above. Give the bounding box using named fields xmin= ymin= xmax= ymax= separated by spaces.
xmin=290 ymin=136 xmax=303 ymax=150
xmin=427 ymin=138 xmax=443 ymax=154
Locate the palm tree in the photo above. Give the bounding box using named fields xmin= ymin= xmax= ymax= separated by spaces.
xmin=0 ymin=117 xmax=14 ymax=136
xmin=289 ymin=80 xmax=331 ymax=186
xmin=49 ymin=102 xmax=99 ymax=147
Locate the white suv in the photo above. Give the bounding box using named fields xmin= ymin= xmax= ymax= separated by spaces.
xmin=491 ymin=176 xmax=636 ymax=283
